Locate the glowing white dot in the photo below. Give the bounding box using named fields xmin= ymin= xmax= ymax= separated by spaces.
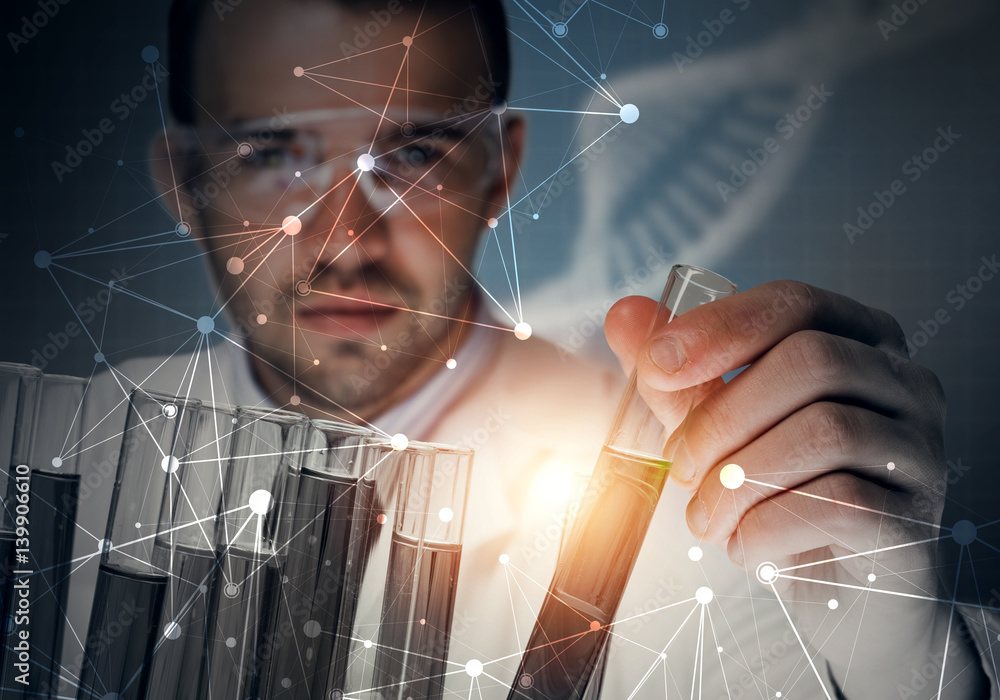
xmin=465 ymin=659 xmax=483 ymax=677
xmin=282 ymin=215 xmax=302 ymax=235
xmin=695 ymin=586 xmax=714 ymax=605
xmin=225 ymin=636 xmax=237 ymax=648
xmin=163 ymin=621 xmax=181 ymax=640
xmin=249 ymin=489 xmax=274 ymax=515
xmin=390 ymin=433 xmax=408 ymax=451
xmin=438 ymin=507 xmax=454 ymax=523
xmin=887 ymin=461 xmax=896 ymax=471
xmin=499 ymin=553 xmax=510 ymax=565
xmin=487 ymin=217 xmax=498 ymax=228
xmin=717 ymin=646 xmax=723 ymax=653
xmin=303 ymin=620 xmax=321 ymax=638
xmin=363 ymin=639 xmax=373 ymax=649
xmin=620 ymin=103 xmax=639 ymax=124
xmin=828 ymin=599 xmax=839 ymax=610
xmin=659 ymin=652 xmax=667 ymax=660
xmin=757 ymin=562 xmax=778 ymax=584
xmin=313 ymin=358 xmax=319 ymax=365
xmin=514 ymin=322 xmax=532 ymax=340
xmin=867 ymin=573 xmax=876 ymax=583
xmin=776 ymin=694 xmax=782 ymax=698
xmin=688 ymin=546 xmax=703 ymax=562
xmin=294 ymin=170 xmax=301 ymax=178
xmin=293 ymin=66 xmax=304 ymax=77
xmin=256 ymin=314 xmax=268 ymax=325
xmin=51 ymin=457 xmax=63 ymax=468
xmin=161 ymin=456 xmax=180 ymax=474
xmin=357 ymin=153 xmax=375 ymax=172
xmin=380 ymin=344 xmax=388 ymax=351
xmin=226 ymin=257 xmax=244 ymax=274
xmin=720 ymin=463 xmax=745 ymax=489
xmin=98 ymin=539 xmax=112 ymax=553
xmin=446 ymin=358 xmax=457 ymax=369
xmin=162 ymin=403 xmax=178 ymax=418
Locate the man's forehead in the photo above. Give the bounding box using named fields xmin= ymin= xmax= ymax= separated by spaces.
xmin=191 ymin=0 xmax=492 ymax=124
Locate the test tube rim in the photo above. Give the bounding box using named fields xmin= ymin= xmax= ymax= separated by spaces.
xmin=666 ymin=263 xmax=738 ymax=295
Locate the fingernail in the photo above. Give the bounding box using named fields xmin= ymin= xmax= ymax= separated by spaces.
xmin=649 ymin=337 xmax=686 ymax=374
xmin=687 ymin=493 xmax=708 ymax=536
xmin=669 ymin=438 xmax=695 ymax=485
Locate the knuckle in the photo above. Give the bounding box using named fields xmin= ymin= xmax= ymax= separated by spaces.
xmin=802 ymin=402 xmax=859 ymax=460
xmin=772 ymin=280 xmax=820 ymax=319
xmin=785 ymin=330 xmax=845 ymax=389
xmin=814 ymin=473 xmax=863 ymax=532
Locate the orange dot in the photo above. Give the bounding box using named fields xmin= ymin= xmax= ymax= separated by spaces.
xmin=376 ymin=513 xmax=387 ymax=525
xmin=419 ymin=618 xmax=426 ymax=625
xmin=589 ymin=621 xmax=600 ymax=632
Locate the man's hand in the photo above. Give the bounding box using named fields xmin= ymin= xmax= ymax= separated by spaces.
xmin=605 ymin=280 xmax=988 ymax=698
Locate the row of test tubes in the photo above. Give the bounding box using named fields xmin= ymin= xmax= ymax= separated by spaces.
xmin=0 ymin=363 xmax=473 ymax=700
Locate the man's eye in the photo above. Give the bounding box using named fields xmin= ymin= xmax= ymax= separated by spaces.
xmin=245 ymin=143 xmax=306 ymax=169
xmin=396 ymin=143 xmax=446 ymax=168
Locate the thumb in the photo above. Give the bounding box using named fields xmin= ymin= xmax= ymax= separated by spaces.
xmin=604 ymin=296 xmax=659 ymax=376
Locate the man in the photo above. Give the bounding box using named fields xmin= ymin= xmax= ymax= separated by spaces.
xmin=73 ymin=0 xmax=995 ymax=697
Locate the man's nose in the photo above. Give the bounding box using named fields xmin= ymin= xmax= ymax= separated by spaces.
xmin=297 ymin=164 xmax=391 ymax=275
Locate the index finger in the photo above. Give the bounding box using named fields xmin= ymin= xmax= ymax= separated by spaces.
xmin=636 ymin=280 xmax=907 ymax=392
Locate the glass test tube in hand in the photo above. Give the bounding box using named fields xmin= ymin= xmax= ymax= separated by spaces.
xmin=372 ymin=442 xmax=473 ymax=700
xmin=508 ymin=264 xmax=737 ymax=700
xmin=78 ymin=390 xmax=203 ymax=700
xmin=198 ymin=407 xmax=308 ymax=700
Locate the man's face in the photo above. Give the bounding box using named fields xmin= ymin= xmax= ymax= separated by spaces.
xmin=170 ymin=0 xmax=519 ymax=419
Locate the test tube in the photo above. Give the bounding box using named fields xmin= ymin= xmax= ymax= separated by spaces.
xmin=508 ymin=264 xmax=737 ymax=699
xmin=372 ymin=442 xmax=473 ymax=700
xmin=261 ymin=418 xmax=378 ymax=700
xmin=144 ymin=402 xmax=238 ymax=700
xmin=2 ymin=373 xmax=88 ymax=700
xmin=198 ymin=407 xmax=308 ymax=700
xmin=0 ymin=363 xmax=40 ymax=692
xmin=77 ymin=390 xmax=203 ymax=700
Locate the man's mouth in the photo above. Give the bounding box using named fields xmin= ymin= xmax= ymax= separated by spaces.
xmin=294 ymin=293 xmax=404 ymax=337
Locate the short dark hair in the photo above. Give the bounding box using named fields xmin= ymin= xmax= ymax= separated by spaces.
xmin=167 ymin=0 xmax=511 ymax=124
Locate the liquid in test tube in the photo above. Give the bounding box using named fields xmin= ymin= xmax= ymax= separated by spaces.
xmin=509 ymin=265 xmax=737 ymax=700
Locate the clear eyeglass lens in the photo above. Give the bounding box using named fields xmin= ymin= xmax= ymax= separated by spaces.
xmin=193 ymin=121 xmax=495 ymax=217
